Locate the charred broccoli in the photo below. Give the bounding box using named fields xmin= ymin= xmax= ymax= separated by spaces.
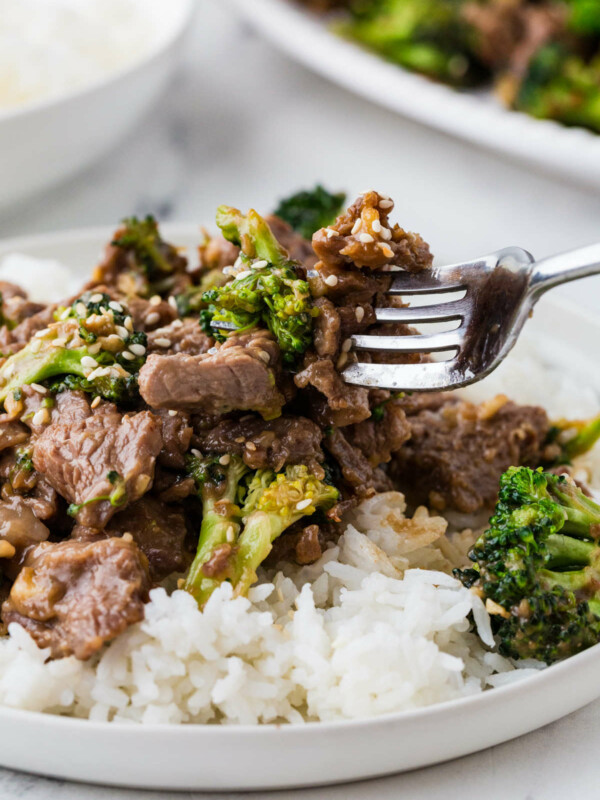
xmin=202 ymin=206 xmax=316 ymax=364
xmin=274 ymin=185 xmax=346 ymax=240
xmin=184 ymin=460 xmax=338 ymax=607
xmin=457 ymin=466 xmax=600 ymax=664
xmin=0 ymin=292 xmax=146 ymax=407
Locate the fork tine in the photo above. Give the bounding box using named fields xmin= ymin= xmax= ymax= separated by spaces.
xmin=385 ymin=271 xmax=465 ymax=295
xmin=374 ymin=298 xmax=467 ymax=324
xmin=351 ymin=330 xmax=461 ymax=353
xmin=342 ymin=361 xmax=465 ymax=391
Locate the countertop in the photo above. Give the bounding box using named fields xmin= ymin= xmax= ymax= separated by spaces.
xmin=0 ymin=1 xmax=599 ymax=797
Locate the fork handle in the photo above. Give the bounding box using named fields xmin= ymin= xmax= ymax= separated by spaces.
xmin=530 ymin=243 xmax=600 ymax=298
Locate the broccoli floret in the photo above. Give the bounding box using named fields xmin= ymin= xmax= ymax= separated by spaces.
xmin=274 ymin=185 xmax=346 ymax=240
xmin=0 ymin=292 xmax=146 ymax=408
xmin=545 ymin=412 xmax=600 ymax=464
xmin=514 ymin=43 xmax=600 ymax=133
xmin=337 ymin=0 xmax=482 ymax=86
xmin=67 ymin=470 xmax=127 ymax=518
xmin=112 ymin=216 xmax=181 ymax=283
xmin=184 ymin=462 xmax=338 ymax=606
xmin=456 ymin=466 xmax=600 ymax=664
xmin=202 ymin=207 xmax=317 ymax=364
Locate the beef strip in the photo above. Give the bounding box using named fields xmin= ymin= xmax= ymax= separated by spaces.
xmin=193 ymin=414 xmax=324 ymax=472
xmin=127 ymin=296 xmax=179 ymax=332
xmin=390 ymin=395 xmax=550 ymax=513
xmin=151 ymin=466 xmax=197 ymax=503
xmin=344 ymin=402 xmax=411 ymax=466
xmin=0 ymin=497 xmax=50 ymax=579
xmin=146 ymin=318 xmax=213 ymax=356
xmin=0 ymin=305 xmax=55 ymax=354
xmin=33 ymin=402 xmax=162 ymax=528
xmin=106 ymin=497 xmax=191 ymax=581
xmin=0 ymin=418 xmax=29 ymax=452
xmin=139 ymin=330 xmax=285 ymax=418
xmin=325 ymin=428 xmax=393 ymax=497
xmin=295 ymin=358 xmax=371 ymax=427
xmin=264 ymin=215 xmax=318 ymax=269
xmin=2 ymin=537 xmax=150 ymax=659
xmin=154 ymin=408 xmax=193 ymax=469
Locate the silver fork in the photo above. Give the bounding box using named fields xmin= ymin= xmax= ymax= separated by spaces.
xmin=342 ymin=244 xmax=600 ymax=391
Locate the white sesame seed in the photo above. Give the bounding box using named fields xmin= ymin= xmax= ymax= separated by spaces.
xmin=253 ymin=260 xmax=268 ymax=269
xmin=145 ymin=312 xmax=160 ymax=326
xmin=380 ymin=227 xmax=392 ymax=241
xmin=171 ymin=319 xmax=183 ymax=328
xmin=226 ymin=526 xmax=235 ymax=543
xmin=351 ymin=218 xmax=362 ymax=235
xmin=355 ymin=306 xmax=365 ymax=323
xmin=34 ymin=329 xmax=48 ymax=339
xmin=325 ymin=227 xmax=337 ymax=239
xmin=342 ymin=338 xmax=352 ymax=353
xmin=87 ymin=367 xmax=111 ymax=381
xmin=191 ymin=449 xmax=202 ymax=458
xmin=223 ymin=266 xmax=233 ymax=276
xmin=235 ymin=270 xmax=252 ymax=280
xmin=3 ymin=362 xmax=15 ymax=377
xmin=372 ymin=218 xmax=382 ymax=233
xmin=116 ymin=326 xmax=129 ymax=339
xmin=106 ymin=334 xmax=124 ymax=347
xmin=129 ymin=343 xmax=146 ymax=357
xmin=168 ymin=296 xmax=178 ymax=310
xmin=59 ymin=308 xmax=71 ymax=321
xmin=30 ymin=383 xmax=47 ymax=394
xmin=359 ymin=233 xmax=374 ymax=244
xmin=121 ymin=351 xmax=135 ymax=361
xmin=219 ymin=454 xmax=231 ymax=465
xmin=234 ymin=437 xmax=245 ymax=444
xmin=257 ymin=350 xmax=270 ymax=364
xmin=336 ymin=352 xmax=348 ymax=370
xmin=296 ymin=498 xmax=312 ymax=511
xmin=380 ymin=245 xmax=394 ymax=258
xmin=168 ymin=410 xmax=178 ymax=417
xmin=30 ymin=340 xmax=41 ymax=353
xmin=91 ymin=396 xmax=101 ymax=409
xmin=89 ymin=293 xmax=103 ymax=303
xmin=149 ymin=295 xmax=162 ymax=306
xmin=234 ymin=256 xmax=243 ymax=269
xmin=154 ymin=337 xmax=172 ymax=348
xmin=246 ymin=441 xmax=257 ymax=452
xmin=207 ymin=347 xmax=218 ymax=355
xmin=51 ymin=338 xmax=66 ymax=348
xmin=109 ymin=301 xmax=123 ymax=313
xmin=32 ymin=408 xmax=50 ymax=426
xmin=75 ymin=303 xmax=87 ymax=317
xmin=324 ymin=274 xmax=339 ymax=287
xmin=379 ymin=199 xmax=394 ymax=209
xmin=81 ymin=356 xmax=98 ymax=369
xmin=124 ymin=317 xmax=134 ymax=332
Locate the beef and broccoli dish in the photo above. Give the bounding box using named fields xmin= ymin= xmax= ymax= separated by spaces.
xmin=0 ymin=185 xmax=598 ymax=697
xmin=300 ymin=0 xmax=600 ymax=133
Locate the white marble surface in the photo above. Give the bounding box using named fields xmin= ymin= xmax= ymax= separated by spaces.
xmin=0 ymin=1 xmax=599 ymax=796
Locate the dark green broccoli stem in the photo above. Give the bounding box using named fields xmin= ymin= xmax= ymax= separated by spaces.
xmin=183 ymin=456 xmax=249 ymax=606
xmin=274 ymin=185 xmax=346 ymax=240
xmin=67 ymin=471 xmax=127 ymax=518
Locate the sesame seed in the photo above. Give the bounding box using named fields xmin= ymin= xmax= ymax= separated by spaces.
xmin=325 ymin=227 xmax=337 ymax=239
xmin=380 ymin=227 xmax=392 ymax=241
xmin=336 ymin=352 xmax=348 ymax=370
xmin=359 ymin=233 xmax=374 ymax=244
xmin=236 ymin=270 xmax=252 ymax=280
xmin=154 ymin=337 xmax=171 ymax=348
xmin=3 ymin=363 xmax=15 ymax=377
xmin=379 ymin=199 xmax=393 ymax=209
xmin=32 ymin=408 xmax=50 ymax=426
xmin=246 ymin=441 xmax=257 ymax=452
xmin=372 ymin=218 xmax=382 ymax=233
xmin=91 ymin=396 xmax=101 ymax=409
xmin=219 ymin=454 xmax=231 ymax=465
xmin=351 ymin=218 xmax=362 ymax=235
xmin=342 ymin=338 xmax=352 ymax=353
xmin=207 ymin=347 xmax=218 ymax=355
xmin=75 ymin=303 xmax=87 ymax=316
xmin=145 ymin=312 xmax=160 ymax=326
xmin=324 ymin=274 xmax=339 ymax=287
xmin=34 ymin=329 xmax=48 ymax=338
xmin=51 ymin=337 xmax=66 ymax=348
xmin=149 ymin=295 xmax=162 ymax=306
xmin=81 ymin=356 xmax=98 ymax=369
xmin=30 ymin=340 xmax=41 ymax=353
xmin=168 ymin=296 xmax=178 ymax=310
xmin=121 ymin=351 xmax=135 ymax=361
xmin=355 ymin=306 xmax=365 ymax=323
xmin=89 ymin=293 xmax=103 ymax=303
xmin=109 ymin=301 xmax=123 ymax=313
xmin=122 ymin=532 xmax=134 ymax=543
xmin=191 ymin=449 xmax=202 ymax=458
xmin=380 ymin=245 xmax=394 ymax=258
xmin=171 ymin=319 xmax=183 ymax=328
xmin=253 ymin=259 xmax=268 ymax=269
xmin=88 ymin=342 xmax=102 ymax=355
xmin=234 ymin=437 xmax=245 ymax=444
xmin=296 ymin=498 xmax=312 ymax=511
xmin=223 ymin=266 xmax=233 ymax=276
xmin=226 ymin=526 xmax=235 ymax=543
xmin=124 ymin=317 xmax=133 ymax=332
xmin=257 ymin=350 xmax=270 ymax=364
xmin=30 ymin=383 xmax=47 ymax=394
xmin=59 ymin=308 xmax=71 ymax=321
xmin=87 ymin=367 xmax=111 ymax=381
xmin=129 ymin=343 xmax=146 ymax=357
xmin=168 ymin=410 xmax=178 ymax=417
xmin=116 ymin=326 xmax=129 ymax=339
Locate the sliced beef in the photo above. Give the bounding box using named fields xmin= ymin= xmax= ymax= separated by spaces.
xmin=139 ymin=330 xmax=285 ymax=418
xmin=390 ymin=395 xmax=550 ymax=513
xmin=2 ymin=538 xmax=150 ymax=659
xmin=33 ymin=403 xmax=162 ymax=528
xmin=147 ymin=318 xmax=213 ymax=356
xmin=194 ymin=414 xmax=324 ymax=472
xmin=0 ymin=497 xmax=50 ymax=578
xmin=106 ymin=497 xmax=191 ymax=581
xmin=0 ymin=419 xmax=29 ymax=452
xmin=265 ymin=214 xmax=318 ymax=269
xmin=154 ymin=408 xmax=193 ymax=469
xmin=152 ymin=467 xmax=197 ymax=503
xmin=0 ymin=305 xmax=55 ymax=354
xmin=198 ymin=231 xmax=240 ymax=274
xmin=345 ymin=402 xmax=411 ymax=466
xmin=325 ymin=428 xmax=393 ymax=497
xmin=127 ymin=296 xmax=178 ymax=332
xmin=295 ymin=358 xmax=371 ymax=426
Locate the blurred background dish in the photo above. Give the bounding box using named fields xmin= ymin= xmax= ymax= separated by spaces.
xmin=229 ymin=0 xmax=600 ymax=189
xmin=0 ymin=0 xmax=194 ymax=212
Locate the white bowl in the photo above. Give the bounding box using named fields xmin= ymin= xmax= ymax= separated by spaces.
xmin=0 ymin=225 xmax=598 ymax=791
xmin=0 ymin=0 xmax=194 ymax=212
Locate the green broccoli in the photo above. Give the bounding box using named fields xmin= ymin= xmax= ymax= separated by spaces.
xmin=67 ymin=470 xmax=128 ymax=518
xmin=546 ymin=412 xmax=600 ymax=463
xmin=112 ymin=216 xmax=181 ymax=281
xmin=456 ymin=466 xmax=600 ymax=664
xmin=184 ymin=461 xmax=338 ymax=607
xmin=0 ymin=291 xmax=146 ymax=407
xmin=274 ymin=185 xmax=346 ymax=240
xmin=202 ymin=206 xmax=317 ymax=364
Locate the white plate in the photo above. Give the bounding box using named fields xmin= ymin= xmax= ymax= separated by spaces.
xmin=0 ymin=0 xmax=194 ymax=212
xmin=229 ymin=0 xmax=600 ymax=190
xmin=0 ymin=226 xmax=598 ymax=791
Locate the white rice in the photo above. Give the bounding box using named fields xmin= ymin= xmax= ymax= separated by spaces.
xmin=0 ymin=255 xmax=594 ymax=724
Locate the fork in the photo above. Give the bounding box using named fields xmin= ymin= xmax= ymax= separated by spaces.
xmin=342 ymin=244 xmax=600 ymax=391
